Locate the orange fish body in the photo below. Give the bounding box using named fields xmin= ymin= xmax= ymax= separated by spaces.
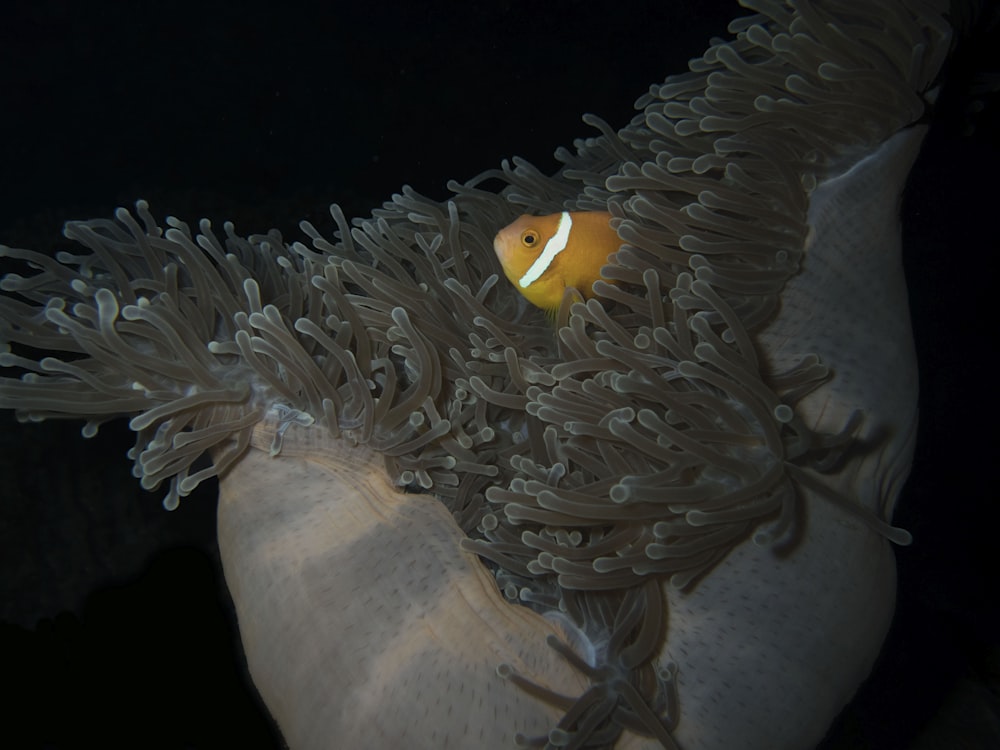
xmin=492 ymin=211 xmax=619 ymax=313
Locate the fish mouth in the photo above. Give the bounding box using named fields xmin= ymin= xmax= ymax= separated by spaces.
xmin=493 ymin=236 xmax=513 ymax=268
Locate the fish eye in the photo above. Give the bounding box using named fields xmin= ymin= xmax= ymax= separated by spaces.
xmin=521 ymin=230 xmax=539 ymax=247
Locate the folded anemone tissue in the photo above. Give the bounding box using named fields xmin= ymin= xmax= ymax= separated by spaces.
xmin=1 ymin=1 xmax=997 ymax=749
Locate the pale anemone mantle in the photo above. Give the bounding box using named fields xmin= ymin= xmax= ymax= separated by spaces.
xmin=0 ymin=1 xmax=956 ymax=749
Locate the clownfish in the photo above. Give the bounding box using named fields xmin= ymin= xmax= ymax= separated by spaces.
xmin=492 ymin=211 xmax=620 ymax=314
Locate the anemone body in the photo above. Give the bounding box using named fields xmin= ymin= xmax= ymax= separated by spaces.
xmin=209 ymin=122 xmax=927 ymax=750
xmin=0 ymin=1 xmax=955 ymax=748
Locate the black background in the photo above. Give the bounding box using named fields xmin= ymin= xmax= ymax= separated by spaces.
xmin=0 ymin=1 xmax=997 ymax=748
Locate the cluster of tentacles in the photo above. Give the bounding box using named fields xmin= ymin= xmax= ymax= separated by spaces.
xmin=0 ymin=1 xmax=949 ymax=746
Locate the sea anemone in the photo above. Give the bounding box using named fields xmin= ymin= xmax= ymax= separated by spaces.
xmin=2 ymin=1 xmax=985 ymax=748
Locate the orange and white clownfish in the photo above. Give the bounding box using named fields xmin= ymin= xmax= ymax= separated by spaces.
xmin=492 ymin=211 xmax=620 ymax=314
